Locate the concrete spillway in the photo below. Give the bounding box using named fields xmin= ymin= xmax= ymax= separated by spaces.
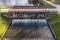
xmin=3 ymin=19 xmax=55 ymax=40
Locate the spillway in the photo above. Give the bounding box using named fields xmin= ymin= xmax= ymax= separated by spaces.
xmin=3 ymin=19 xmax=55 ymax=40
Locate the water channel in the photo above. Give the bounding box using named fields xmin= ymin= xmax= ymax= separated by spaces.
xmin=2 ymin=0 xmax=56 ymax=40
xmin=0 ymin=0 xmax=33 ymax=6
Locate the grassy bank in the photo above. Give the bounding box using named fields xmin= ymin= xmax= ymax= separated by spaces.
xmin=56 ymin=0 xmax=60 ymax=5
xmin=0 ymin=18 xmax=7 ymax=37
xmin=48 ymin=16 xmax=60 ymax=22
xmin=47 ymin=12 xmax=57 ymax=14
xmin=0 ymin=6 xmax=10 ymax=9
xmin=48 ymin=14 xmax=60 ymax=40
xmin=50 ymin=22 xmax=60 ymax=40
xmin=39 ymin=0 xmax=54 ymax=8
xmin=0 ymin=12 xmax=10 ymax=38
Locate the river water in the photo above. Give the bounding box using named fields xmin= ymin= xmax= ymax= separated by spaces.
xmin=0 ymin=0 xmax=33 ymax=6
xmin=3 ymin=19 xmax=55 ymax=40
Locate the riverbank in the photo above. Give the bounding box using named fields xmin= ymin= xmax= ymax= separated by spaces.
xmin=39 ymin=0 xmax=54 ymax=8
xmin=0 ymin=12 xmax=10 ymax=39
xmin=48 ymin=13 xmax=60 ymax=40
xmin=55 ymin=0 xmax=60 ymax=5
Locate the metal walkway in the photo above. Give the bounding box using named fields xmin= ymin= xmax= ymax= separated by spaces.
xmin=0 ymin=8 xmax=57 ymax=12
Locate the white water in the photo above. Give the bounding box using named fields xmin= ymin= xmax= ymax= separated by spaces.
xmin=0 ymin=0 xmax=33 ymax=6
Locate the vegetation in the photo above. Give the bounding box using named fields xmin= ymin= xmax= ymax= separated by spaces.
xmin=47 ymin=12 xmax=59 ymax=22
xmin=48 ymin=13 xmax=60 ymax=40
xmin=39 ymin=0 xmax=54 ymax=8
xmin=29 ymin=0 xmax=39 ymax=4
xmin=48 ymin=12 xmax=57 ymax=14
xmin=0 ymin=17 xmax=7 ymax=37
xmin=48 ymin=0 xmax=55 ymax=3
xmin=29 ymin=0 xmax=54 ymax=8
xmin=0 ymin=6 xmax=10 ymax=9
xmin=51 ymin=22 xmax=60 ymax=40
xmin=1 ymin=13 xmax=11 ymax=24
xmin=56 ymin=0 xmax=60 ymax=5
xmin=0 ymin=12 xmax=10 ymax=38
xmin=48 ymin=16 xmax=60 ymax=22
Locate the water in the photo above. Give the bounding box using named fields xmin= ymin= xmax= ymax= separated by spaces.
xmin=0 ymin=0 xmax=33 ymax=6
xmin=10 ymin=19 xmax=47 ymax=29
xmin=6 ymin=19 xmax=55 ymax=40
xmin=10 ymin=19 xmax=48 ymax=38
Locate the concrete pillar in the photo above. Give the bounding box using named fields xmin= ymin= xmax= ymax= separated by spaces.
xmin=13 ymin=12 xmax=17 ymax=17
xmin=45 ymin=13 xmax=48 ymax=19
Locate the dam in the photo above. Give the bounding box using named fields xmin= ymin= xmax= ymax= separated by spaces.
xmin=2 ymin=0 xmax=56 ymax=40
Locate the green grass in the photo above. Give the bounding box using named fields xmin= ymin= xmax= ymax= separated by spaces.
xmin=50 ymin=22 xmax=60 ymax=40
xmin=48 ymin=12 xmax=57 ymax=14
xmin=47 ymin=12 xmax=58 ymax=22
xmin=48 ymin=14 xmax=60 ymax=40
xmin=0 ymin=19 xmax=7 ymax=37
xmin=0 ymin=6 xmax=10 ymax=9
xmin=1 ymin=13 xmax=11 ymax=25
xmin=48 ymin=16 xmax=60 ymax=22
xmin=56 ymin=0 xmax=60 ymax=5
xmin=0 ymin=14 xmax=7 ymax=38
xmin=0 ymin=12 xmax=10 ymax=38
xmin=39 ymin=0 xmax=54 ymax=8
xmin=47 ymin=0 xmax=60 ymax=5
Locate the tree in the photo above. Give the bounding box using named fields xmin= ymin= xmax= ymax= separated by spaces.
xmin=33 ymin=0 xmax=39 ymax=4
xmin=28 ymin=0 xmax=39 ymax=4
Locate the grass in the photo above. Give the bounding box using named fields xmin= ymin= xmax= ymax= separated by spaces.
xmin=48 ymin=16 xmax=60 ymax=22
xmin=0 ymin=12 xmax=10 ymax=38
xmin=56 ymin=0 xmax=60 ymax=5
xmin=47 ymin=0 xmax=60 ymax=5
xmin=0 ymin=6 xmax=10 ymax=9
xmin=48 ymin=0 xmax=55 ymax=3
xmin=0 ymin=19 xmax=7 ymax=38
xmin=39 ymin=0 xmax=54 ymax=8
xmin=48 ymin=12 xmax=57 ymax=14
xmin=48 ymin=14 xmax=60 ymax=40
xmin=48 ymin=12 xmax=60 ymax=22
xmin=50 ymin=22 xmax=60 ymax=40
xmin=1 ymin=13 xmax=11 ymax=25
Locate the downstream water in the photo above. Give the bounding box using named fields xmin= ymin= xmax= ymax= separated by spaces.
xmin=5 ymin=19 xmax=55 ymax=40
